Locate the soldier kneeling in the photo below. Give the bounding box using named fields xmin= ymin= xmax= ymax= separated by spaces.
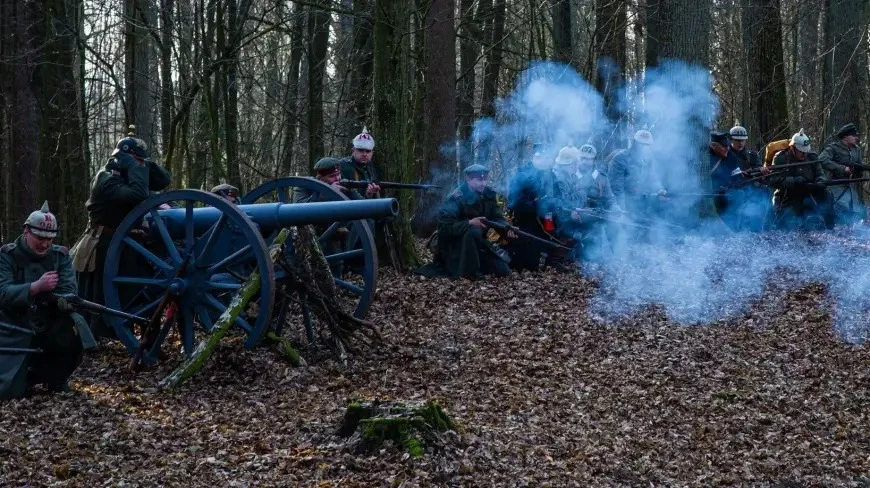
xmin=434 ymin=164 xmax=515 ymax=279
xmin=0 ymin=203 xmax=92 ymax=399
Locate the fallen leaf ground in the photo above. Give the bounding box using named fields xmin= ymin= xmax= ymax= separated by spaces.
xmin=2 ymin=256 xmax=870 ymax=487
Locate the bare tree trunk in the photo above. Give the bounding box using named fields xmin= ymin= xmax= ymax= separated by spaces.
xmin=551 ymin=0 xmax=573 ymax=66
xmin=348 ymin=0 xmax=374 ymax=136
xmin=373 ymin=0 xmax=420 ymax=266
xmin=307 ymin=0 xmax=331 ymax=170
xmin=125 ymin=0 xmax=157 ymax=147
xmin=456 ymin=0 xmax=479 ymax=141
xmin=159 ymin=0 xmax=175 ymax=164
xmin=279 ymin=6 xmax=306 ymax=176
xmin=477 ymin=0 xmax=505 ymax=165
xmin=0 ymin=0 xmax=41 ymax=240
xmin=823 ymin=0 xmax=866 ymax=135
xmin=743 ymin=0 xmax=789 ymax=145
xmin=223 ymin=0 xmax=241 ymax=186
xmin=424 ymin=0 xmax=457 ymax=170
xmin=595 ymin=0 xmax=627 ymax=155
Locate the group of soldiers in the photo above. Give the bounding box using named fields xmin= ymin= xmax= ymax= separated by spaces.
xmin=427 ymin=122 xmax=867 ymax=279
xmin=0 ymin=125 xmax=382 ymax=399
xmin=0 ymin=118 xmax=864 ymax=397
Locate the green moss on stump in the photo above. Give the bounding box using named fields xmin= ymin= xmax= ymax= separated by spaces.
xmin=338 ymin=400 xmax=455 ymax=458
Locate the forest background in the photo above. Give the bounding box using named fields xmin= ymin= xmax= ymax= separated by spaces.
xmin=0 ymin=0 xmax=866 ymax=249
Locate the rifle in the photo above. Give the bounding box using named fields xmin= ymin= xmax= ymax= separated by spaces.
xmin=744 ymin=160 xmax=821 ymax=175
xmin=339 ymin=180 xmax=442 ymax=191
xmin=480 ymin=218 xmax=572 ymax=251
xmin=575 ymin=207 xmax=679 ymax=230
xmin=823 ymin=177 xmax=870 ymax=186
xmin=54 ymin=293 xmax=149 ymax=325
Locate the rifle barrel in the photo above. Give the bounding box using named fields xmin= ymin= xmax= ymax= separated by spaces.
xmin=339 ymin=180 xmax=441 ymax=190
xmin=0 ymin=320 xmax=35 ymax=335
xmin=481 ymin=218 xmax=571 ymax=251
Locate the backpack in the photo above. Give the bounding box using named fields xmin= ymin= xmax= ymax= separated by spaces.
xmin=762 ymin=139 xmax=790 ymax=167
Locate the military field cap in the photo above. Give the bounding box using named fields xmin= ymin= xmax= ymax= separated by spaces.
xmin=710 ymin=131 xmax=730 ymax=145
xmin=211 ymin=183 xmax=239 ymax=194
xmin=463 ymin=164 xmax=490 ymax=175
xmin=837 ymin=123 xmax=858 ymax=139
xmin=314 ymin=157 xmax=341 ymax=173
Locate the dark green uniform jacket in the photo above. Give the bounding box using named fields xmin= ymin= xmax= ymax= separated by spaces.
xmin=79 ymin=153 xmax=171 ymax=338
xmin=768 ymin=149 xmax=826 ymax=203
xmin=339 ymin=156 xmax=378 ymax=200
xmin=435 ymin=183 xmax=510 ymax=279
xmin=0 ymin=236 xmax=87 ymax=399
xmin=819 ymin=140 xmax=866 ymax=216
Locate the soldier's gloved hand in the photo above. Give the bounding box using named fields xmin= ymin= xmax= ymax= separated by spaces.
xmin=55 ymin=296 xmax=74 ymax=312
xmin=30 ymin=271 xmax=59 ymax=295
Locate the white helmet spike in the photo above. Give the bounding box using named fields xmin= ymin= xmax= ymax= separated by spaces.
xmin=352 ymin=126 xmax=375 ymax=150
xmin=24 ymin=200 xmax=59 ymax=238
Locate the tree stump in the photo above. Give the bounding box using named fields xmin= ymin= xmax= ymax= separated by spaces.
xmin=337 ymin=399 xmax=456 ymax=458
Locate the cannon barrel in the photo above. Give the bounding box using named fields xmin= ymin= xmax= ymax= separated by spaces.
xmin=153 ymin=198 xmax=399 ymax=235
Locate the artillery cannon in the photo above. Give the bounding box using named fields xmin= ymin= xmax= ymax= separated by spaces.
xmin=103 ymin=178 xmax=397 ymax=366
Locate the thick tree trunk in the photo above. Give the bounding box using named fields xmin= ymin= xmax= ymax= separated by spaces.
xmin=551 ymin=0 xmax=573 ymax=66
xmin=594 ymin=0 xmax=627 ymax=155
xmin=823 ymin=0 xmax=866 ymax=135
xmin=0 ymin=0 xmax=41 ymax=241
xmin=456 ymin=0 xmax=479 ymax=141
xmin=742 ymin=0 xmax=789 ymax=145
xmin=348 ymin=0 xmax=374 ymax=136
xmin=645 ymin=0 xmax=716 ymax=219
xmin=373 ymin=0 xmax=420 ymax=266
xmin=124 ymin=0 xmax=157 ymax=148
xmin=423 ymin=0 xmax=457 ymax=173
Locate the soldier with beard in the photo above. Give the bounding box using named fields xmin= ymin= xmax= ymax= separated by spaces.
xmin=0 ymin=203 xmax=91 ymax=398
xmin=340 ymin=126 xmax=381 ymax=198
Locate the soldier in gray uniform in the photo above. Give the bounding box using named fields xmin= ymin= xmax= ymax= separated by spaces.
xmin=0 ymin=203 xmax=92 ymax=398
xmin=819 ymin=123 xmax=865 ymax=224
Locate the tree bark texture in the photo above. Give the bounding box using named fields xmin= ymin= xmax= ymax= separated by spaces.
xmin=742 ymin=0 xmax=789 ymax=146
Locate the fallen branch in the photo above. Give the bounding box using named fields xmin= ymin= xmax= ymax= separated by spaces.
xmin=159 ymin=228 xmax=291 ymax=388
xmin=277 ymin=225 xmax=383 ymax=364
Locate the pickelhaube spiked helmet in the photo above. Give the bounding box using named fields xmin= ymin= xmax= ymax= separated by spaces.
xmin=24 ymin=201 xmax=59 ymax=238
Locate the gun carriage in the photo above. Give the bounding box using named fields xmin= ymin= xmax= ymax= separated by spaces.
xmin=102 ymin=177 xmax=397 ymax=367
